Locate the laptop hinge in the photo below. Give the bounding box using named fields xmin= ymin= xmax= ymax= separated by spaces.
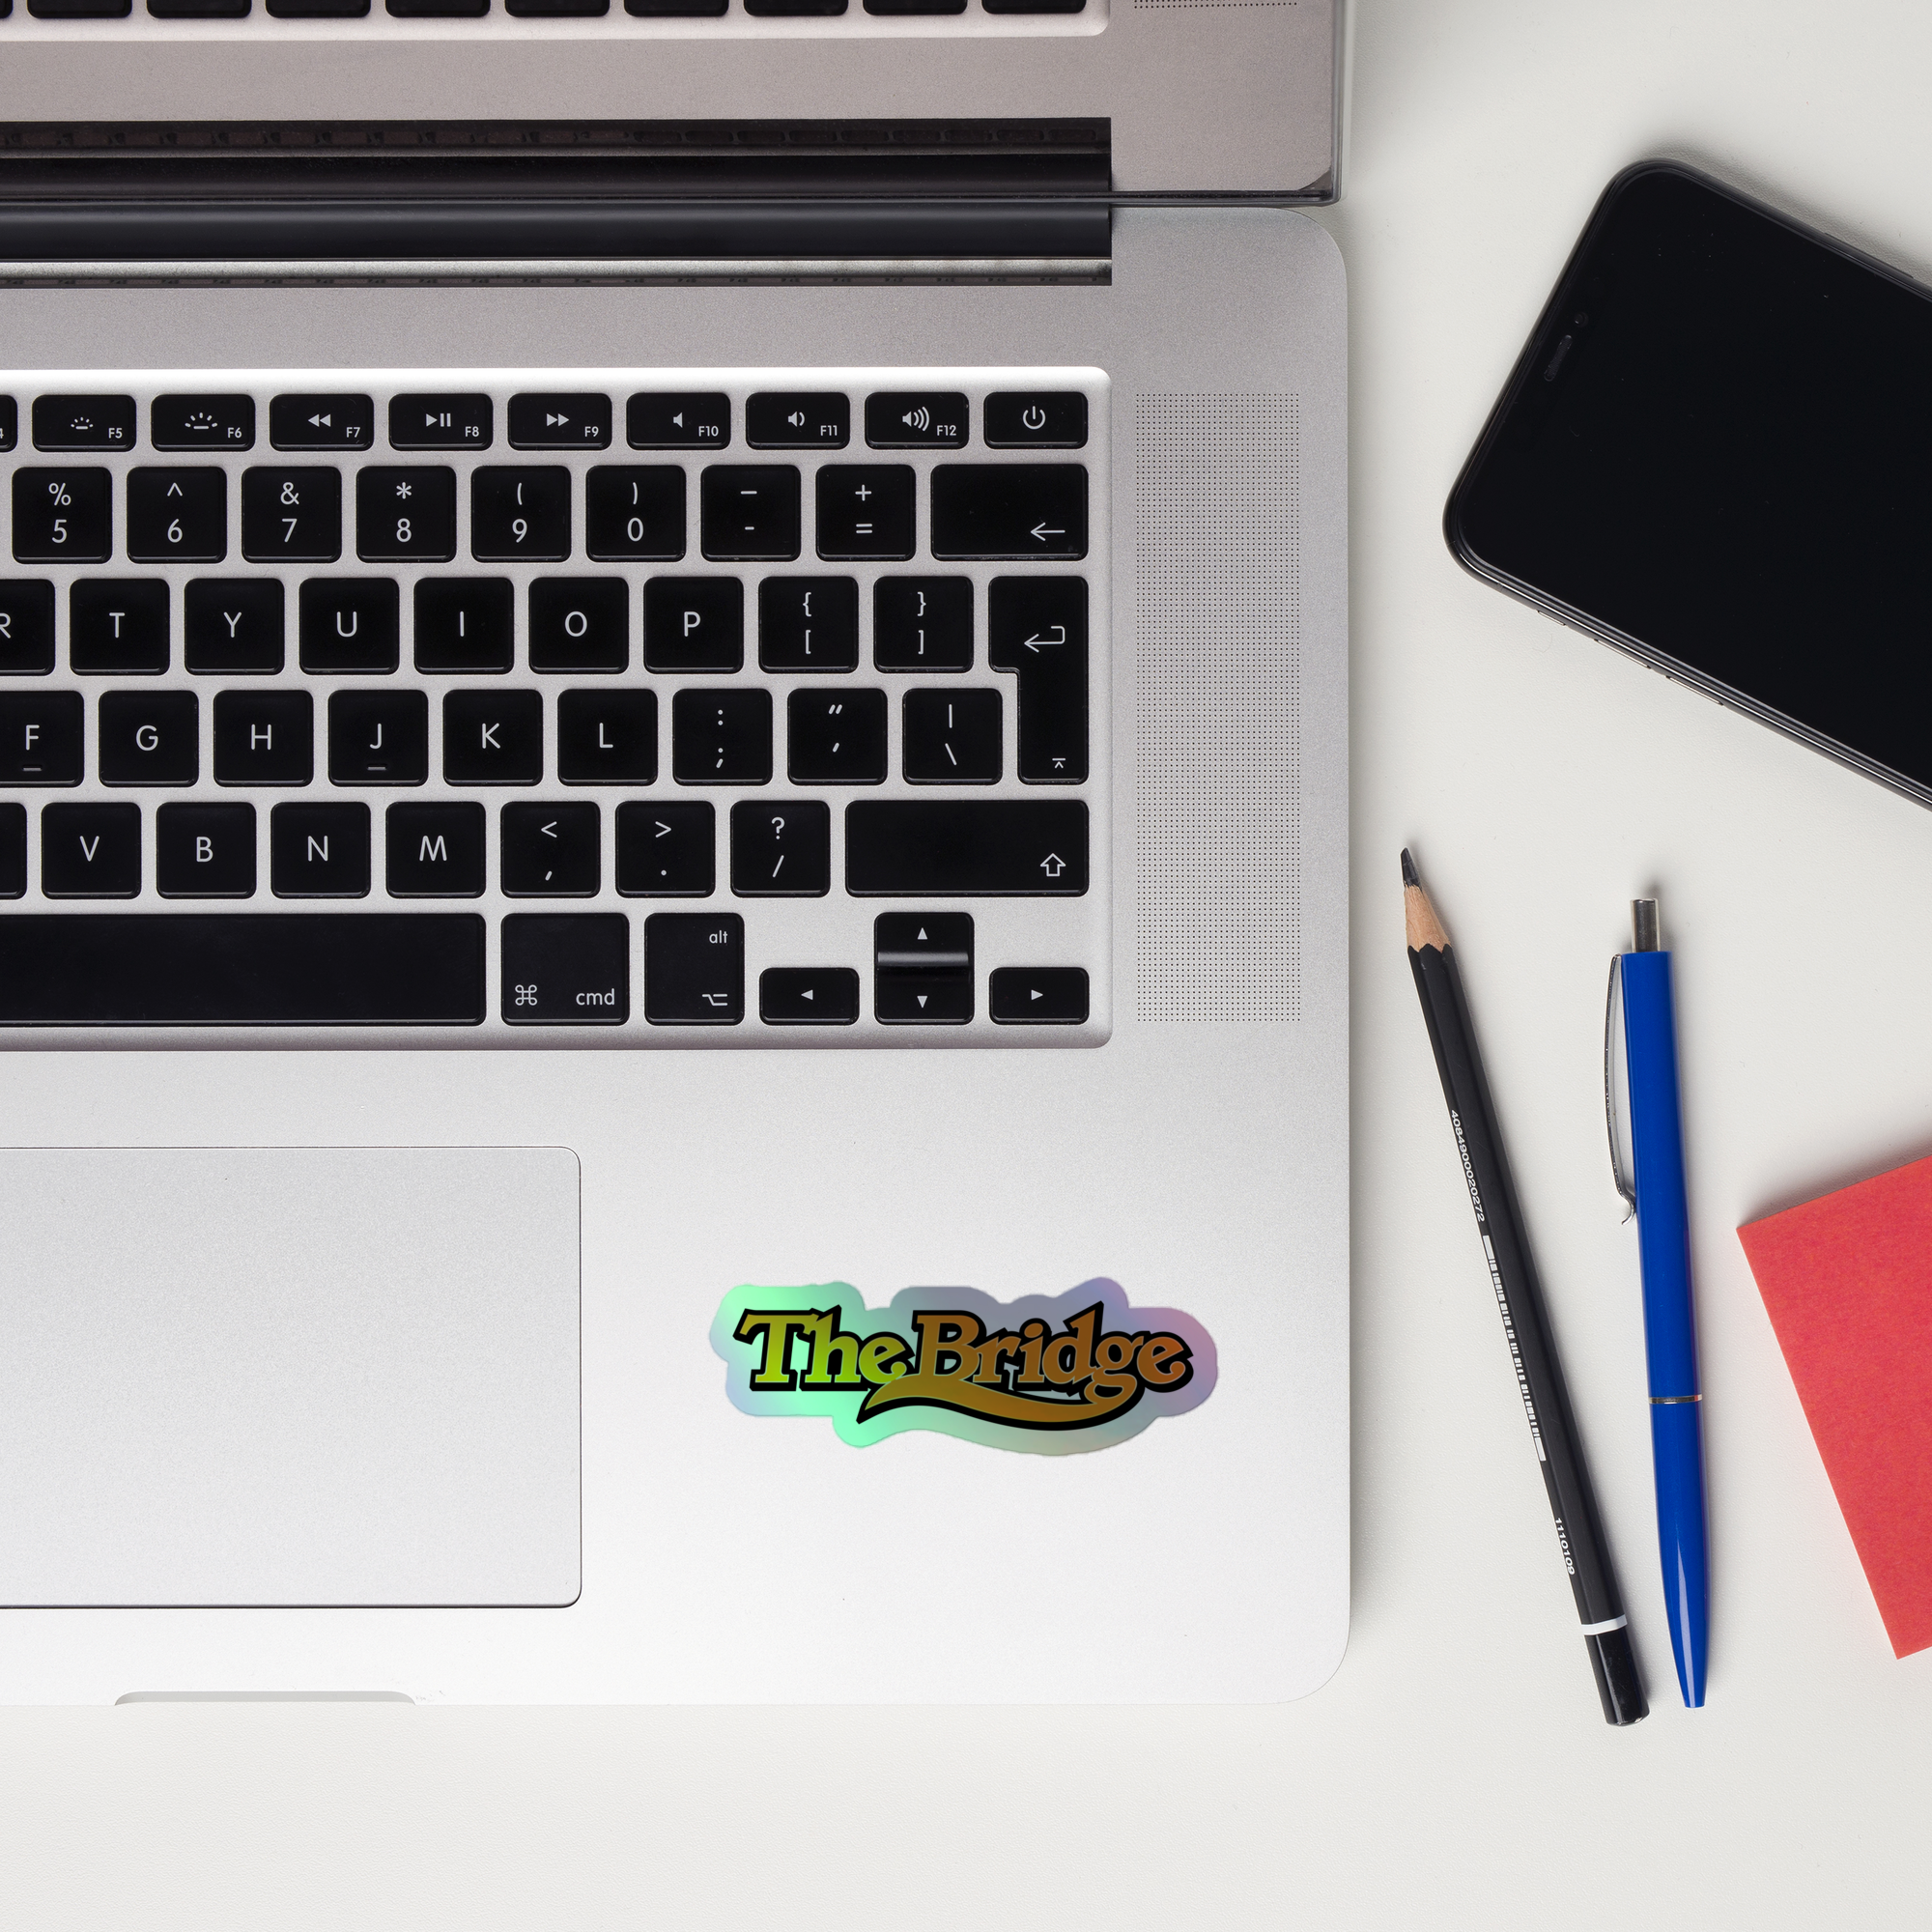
xmin=0 ymin=122 xmax=1112 ymax=285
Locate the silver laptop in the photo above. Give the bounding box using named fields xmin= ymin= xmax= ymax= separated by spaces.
xmin=0 ymin=11 xmax=1349 ymax=1702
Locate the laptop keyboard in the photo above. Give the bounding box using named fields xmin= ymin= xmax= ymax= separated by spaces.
xmin=0 ymin=367 xmax=1108 ymax=1041
xmin=3 ymin=0 xmax=1092 ymax=23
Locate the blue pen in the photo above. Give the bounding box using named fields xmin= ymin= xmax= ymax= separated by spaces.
xmin=1614 ymin=897 xmax=1709 ymax=1708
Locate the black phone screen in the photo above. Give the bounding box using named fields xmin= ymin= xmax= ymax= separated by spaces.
xmin=1447 ymin=162 xmax=1932 ymax=798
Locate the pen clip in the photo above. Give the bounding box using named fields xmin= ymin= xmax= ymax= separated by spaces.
xmin=1604 ymin=955 xmax=1636 ymax=1223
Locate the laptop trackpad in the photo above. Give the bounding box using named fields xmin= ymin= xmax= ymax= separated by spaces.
xmin=0 ymin=1148 xmax=580 ymax=1607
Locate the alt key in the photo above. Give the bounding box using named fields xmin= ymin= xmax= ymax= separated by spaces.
xmin=989 ymin=966 xmax=1090 ymax=1024
xmin=759 ymin=966 xmax=860 ymax=1026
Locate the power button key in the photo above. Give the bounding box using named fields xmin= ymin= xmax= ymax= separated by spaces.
xmin=982 ymin=391 xmax=1088 ymax=449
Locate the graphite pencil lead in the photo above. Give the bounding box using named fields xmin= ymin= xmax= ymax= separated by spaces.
xmin=1400 ymin=847 xmax=1419 ymax=888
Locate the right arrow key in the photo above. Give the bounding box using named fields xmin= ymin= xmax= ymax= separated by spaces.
xmin=929 ymin=464 xmax=1087 ymax=560
xmin=989 ymin=967 xmax=1090 ymax=1026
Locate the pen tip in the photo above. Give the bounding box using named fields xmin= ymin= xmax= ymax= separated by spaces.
xmin=1400 ymin=848 xmax=1419 ymax=889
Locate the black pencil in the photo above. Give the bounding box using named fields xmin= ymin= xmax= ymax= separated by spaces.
xmin=1403 ymin=849 xmax=1647 ymax=1726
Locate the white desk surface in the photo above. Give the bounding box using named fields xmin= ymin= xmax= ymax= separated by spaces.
xmin=10 ymin=3 xmax=1932 ymax=1924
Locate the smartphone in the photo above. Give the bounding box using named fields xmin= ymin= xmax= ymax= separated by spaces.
xmin=1446 ymin=161 xmax=1932 ymax=806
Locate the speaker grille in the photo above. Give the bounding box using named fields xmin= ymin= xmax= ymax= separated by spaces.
xmin=1134 ymin=393 xmax=1300 ymax=1023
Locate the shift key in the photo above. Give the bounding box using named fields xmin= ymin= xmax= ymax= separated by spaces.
xmin=929 ymin=465 xmax=1087 ymax=560
xmin=844 ymin=800 xmax=1088 ymax=895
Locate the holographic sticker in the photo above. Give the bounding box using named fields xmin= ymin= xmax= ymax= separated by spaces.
xmin=711 ymin=1278 xmax=1216 ymax=1455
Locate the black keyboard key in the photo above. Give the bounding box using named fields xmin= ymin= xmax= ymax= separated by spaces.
xmin=558 ymin=689 xmax=657 ymax=785
xmin=13 ymin=469 xmax=112 ymax=564
xmin=127 ymin=468 xmax=228 ymax=564
xmin=672 ymin=688 xmax=771 ymax=784
xmin=390 ymin=392 xmax=492 ymax=451
xmin=42 ymin=804 xmax=142 ymax=898
xmin=444 ymin=689 xmax=543 ymax=785
xmin=931 ymin=465 xmax=1088 ymax=560
xmin=71 ymin=581 xmax=169 ymax=674
xmin=744 ymin=0 xmax=844 ymax=10
xmin=270 ymin=393 xmax=374 ymax=450
xmin=845 ymin=799 xmax=1088 ymax=895
xmin=982 ymin=0 xmax=1085 ymax=9
xmin=28 ymin=0 xmax=131 ymax=14
xmin=414 ymin=578 xmax=514 ymax=673
xmin=866 ymin=391 xmax=969 ymax=449
xmin=873 ymin=910 xmax=973 ymax=1024
xmin=32 ymin=394 xmax=134 ymax=452
xmin=387 ymin=0 xmax=486 ymax=13
xmin=267 ymin=0 xmax=368 ymax=12
xmin=501 ymin=913 xmax=629 ymax=1022
xmin=152 ymin=394 xmax=256 ymax=451
xmin=865 ymin=0 xmax=962 ymax=11
xmin=214 ymin=690 xmax=313 ymax=785
xmin=472 ymin=466 xmax=571 ymax=562
xmin=185 ymin=579 xmax=285 ymax=674
xmin=874 ymin=576 xmax=971 ymax=670
xmin=816 ymin=465 xmax=915 ymax=561
xmin=508 ymin=392 xmax=611 ymax=448
xmin=299 ymin=579 xmax=400 ymax=674
xmin=271 ymin=803 xmax=370 ymax=896
xmin=730 ymin=799 xmax=830 ymax=896
xmin=987 ymin=576 xmax=1088 ymax=782
xmin=615 ymin=800 xmax=712 ymax=895
xmin=903 ymin=688 xmax=1002 ymax=784
xmin=501 ymin=802 xmax=600 ymax=896
xmin=386 ymin=802 xmax=486 ymax=897
xmin=328 ymin=690 xmax=428 ymax=785
xmin=644 ymin=911 xmax=743 ymax=1024
xmin=0 ymin=803 xmax=24 ymax=899
xmin=874 ymin=910 xmax=972 ymax=973
xmin=0 ymin=580 xmax=56 ymax=674
xmin=644 ymin=577 xmax=742 ymax=672
xmin=0 ymin=692 xmax=83 ymax=783
xmin=759 ymin=967 xmax=859 ymax=1026
xmin=626 ymin=0 xmax=724 ymax=13
xmin=788 ymin=687 xmax=887 ymax=784
xmin=982 ymin=390 xmax=1089 ymax=446
xmin=0 ymin=399 xmax=15 ymax=453
xmin=585 ymin=466 xmax=685 ymax=561
xmin=530 ymin=578 xmax=629 ymax=672
xmin=156 ymin=803 xmax=257 ymax=898
xmin=747 ymin=393 xmax=850 ymax=446
xmin=99 ymin=691 xmax=198 ymax=785
xmin=357 ymin=468 xmax=456 ymax=563
xmin=242 ymin=466 xmax=342 ymax=563
xmin=759 ymin=577 xmax=857 ymax=672
xmin=627 ymin=392 xmax=729 ymax=447
xmin=700 ymin=466 xmax=800 ymax=561
xmin=0 ymin=913 xmax=484 ymax=1026
xmin=989 ymin=966 xmax=1090 ymax=1022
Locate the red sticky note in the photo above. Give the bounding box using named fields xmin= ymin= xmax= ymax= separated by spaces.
xmin=1740 ymin=1155 xmax=1932 ymax=1658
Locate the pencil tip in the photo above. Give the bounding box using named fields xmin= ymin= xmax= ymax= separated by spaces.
xmin=1400 ymin=848 xmax=1418 ymax=888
